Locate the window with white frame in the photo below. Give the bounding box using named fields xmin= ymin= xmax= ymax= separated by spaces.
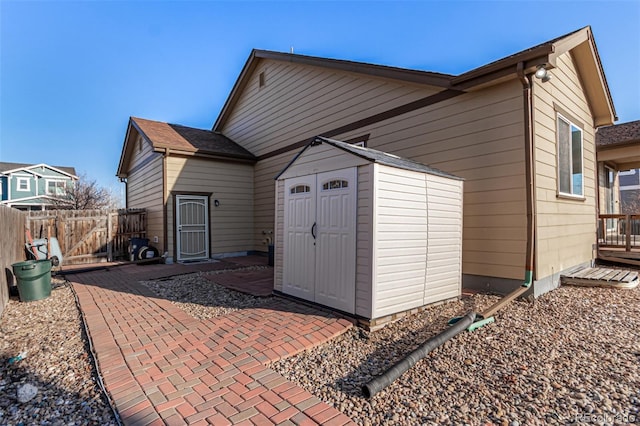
xmin=17 ymin=177 xmax=30 ymax=192
xmin=47 ymin=179 xmax=67 ymax=196
xmin=557 ymin=114 xmax=583 ymax=197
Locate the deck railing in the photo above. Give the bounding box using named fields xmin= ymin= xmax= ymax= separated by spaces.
xmin=598 ymin=214 xmax=640 ymax=251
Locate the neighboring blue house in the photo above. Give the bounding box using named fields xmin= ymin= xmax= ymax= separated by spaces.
xmin=0 ymin=162 xmax=78 ymax=211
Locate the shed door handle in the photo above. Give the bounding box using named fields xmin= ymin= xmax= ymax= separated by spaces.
xmin=311 ymin=222 xmax=317 ymax=240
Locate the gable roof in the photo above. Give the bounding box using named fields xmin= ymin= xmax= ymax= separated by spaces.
xmin=277 ymin=136 xmax=462 ymax=181
xmin=214 ymin=26 xmax=616 ymax=131
xmin=596 ymin=120 xmax=640 ymax=148
xmin=117 ymin=117 xmax=256 ymax=177
xmin=0 ymin=162 xmax=78 ymax=177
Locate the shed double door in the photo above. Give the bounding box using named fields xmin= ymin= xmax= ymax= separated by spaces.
xmin=283 ymin=168 xmax=356 ymax=314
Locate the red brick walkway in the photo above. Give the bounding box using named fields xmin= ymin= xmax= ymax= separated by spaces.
xmin=68 ymin=260 xmax=354 ymax=425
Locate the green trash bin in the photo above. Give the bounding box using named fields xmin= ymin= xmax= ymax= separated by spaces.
xmin=11 ymin=259 xmax=52 ymax=302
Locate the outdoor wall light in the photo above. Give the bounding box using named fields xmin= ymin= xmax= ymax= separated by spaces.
xmin=214 ymin=199 xmax=220 ymax=207
xmin=534 ymin=65 xmax=552 ymax=82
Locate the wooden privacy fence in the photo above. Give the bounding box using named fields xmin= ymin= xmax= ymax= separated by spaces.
xmin=0 ymin=206 xmax=26 ymax=316
xmin=27 ymin=209 xmax=147 ymax=265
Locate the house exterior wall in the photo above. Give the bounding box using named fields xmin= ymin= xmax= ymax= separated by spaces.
xmin=346 ymin=80 xmax=526 ymax=282
xmin=165 ymin=156 xmax=254 ymax=257
xmin=220 ymin=58 xmax=444 ymax=250
xmin=222 ymin=61 xmax=528 ymax=283
xmin=229 ymin=74 xmax=527 ymax=283
xmin=125 ymin=136 xmax=165 ymax=251
xmin=221 ymin=59 xmax=442 ymax=158
xmin=532 ymin=51 xmax=598 ymax=283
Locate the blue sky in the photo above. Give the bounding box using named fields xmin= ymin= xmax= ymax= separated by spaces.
xmin=1 ymin=1 xmax=639 ymax=200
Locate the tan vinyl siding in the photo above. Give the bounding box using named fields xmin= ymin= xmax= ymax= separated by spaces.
xmin=343 ymin=80 xmax=527 ymax=280
xmin=166 ymin=157 xmax=254 ymax=256
xmin=254 ymin=155 xmax=290 ymax=249
xmin=356 ymin=164 xmax=374 ymax=318
xmin=239 ymin=76 xmax=528 ymax=279
xmin=126 ymin=137 xmax=164 ymax=251
xmin=221 ymin=59 xmax=443 ymax=157
xmin=532 ymin=51 xmax=597 ymax=279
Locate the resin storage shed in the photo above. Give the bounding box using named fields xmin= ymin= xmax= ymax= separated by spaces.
xmin=274 ymin=136 xmax=464 ymax=328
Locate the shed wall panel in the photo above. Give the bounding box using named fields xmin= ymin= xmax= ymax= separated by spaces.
xmin=356 ymin=164 xmax=374 ymax=318
xmin=274 ymin=179 xmax=284 ymax=292
xmin=373 ymin=166 xmax=428 ymax=317
xmin=425 ymin=175 xmax=463 ymax=304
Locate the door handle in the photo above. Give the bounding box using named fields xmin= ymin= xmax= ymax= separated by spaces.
xmin=311 ymin=222 xmax=317 ymax=240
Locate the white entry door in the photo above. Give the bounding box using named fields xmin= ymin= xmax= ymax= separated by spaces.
xmin=283 ymin=168 xmax=356 ymax=313
xmin=176 ymin=195 xmax=209 ymax=262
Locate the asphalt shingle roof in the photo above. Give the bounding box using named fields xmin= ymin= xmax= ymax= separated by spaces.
xmin=131 ymin=117 xmax=256 ymax=161
xmin=596 ymin=120 xmax=640 ymax=147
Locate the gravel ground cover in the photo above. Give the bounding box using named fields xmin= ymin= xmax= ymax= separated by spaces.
xmin=140 ymin=267 xmax=273 ymax=319
xmin=270 ymin=284 xmax=640 ymax=426
xmin=3 ymin=267 xmax=638 ymax=426
xmin=0 ymin=278 xmax=117 ymax=426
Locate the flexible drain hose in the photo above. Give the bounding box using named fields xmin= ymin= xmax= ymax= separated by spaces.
xmin=362 ymin=311 xmax=476 ymax=398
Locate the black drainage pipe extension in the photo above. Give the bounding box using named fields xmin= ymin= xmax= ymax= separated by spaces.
xmin=362 ymin=311 xmax=476 ymax=399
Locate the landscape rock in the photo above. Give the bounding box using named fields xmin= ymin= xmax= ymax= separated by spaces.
xmin=16 ymin=383 xmax=38 ymax=403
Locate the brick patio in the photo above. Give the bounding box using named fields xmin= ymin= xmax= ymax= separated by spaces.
xmin=67 ymin=257 xmax=354 ymax=425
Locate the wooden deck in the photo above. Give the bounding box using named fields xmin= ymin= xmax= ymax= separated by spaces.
xmin=561 ymin=267 xmax=639 ymax=289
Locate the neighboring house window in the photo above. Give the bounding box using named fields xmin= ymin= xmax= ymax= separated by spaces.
xmin=17 ymin=177 xmax=30 ymax=192
xmin=557 ymin=114 xmax=583 ymax=197
xmin=47 ymin=179 xmax=67 ymax=196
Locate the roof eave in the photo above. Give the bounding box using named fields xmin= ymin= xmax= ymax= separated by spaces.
xmin=153 ymin=146 xmax=257 ymax=163
xmin=213 ymin=50 xmax=262 ymax=132
xmin=450 ymin=26 xmax=616 ymax=126
xmin=116 ymin=118 xmax=137 ymax=178
xmin=451 ymin=44 xmax=554 ymax=90
xmin=567 ymin=30 xmax=617 ymax=126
